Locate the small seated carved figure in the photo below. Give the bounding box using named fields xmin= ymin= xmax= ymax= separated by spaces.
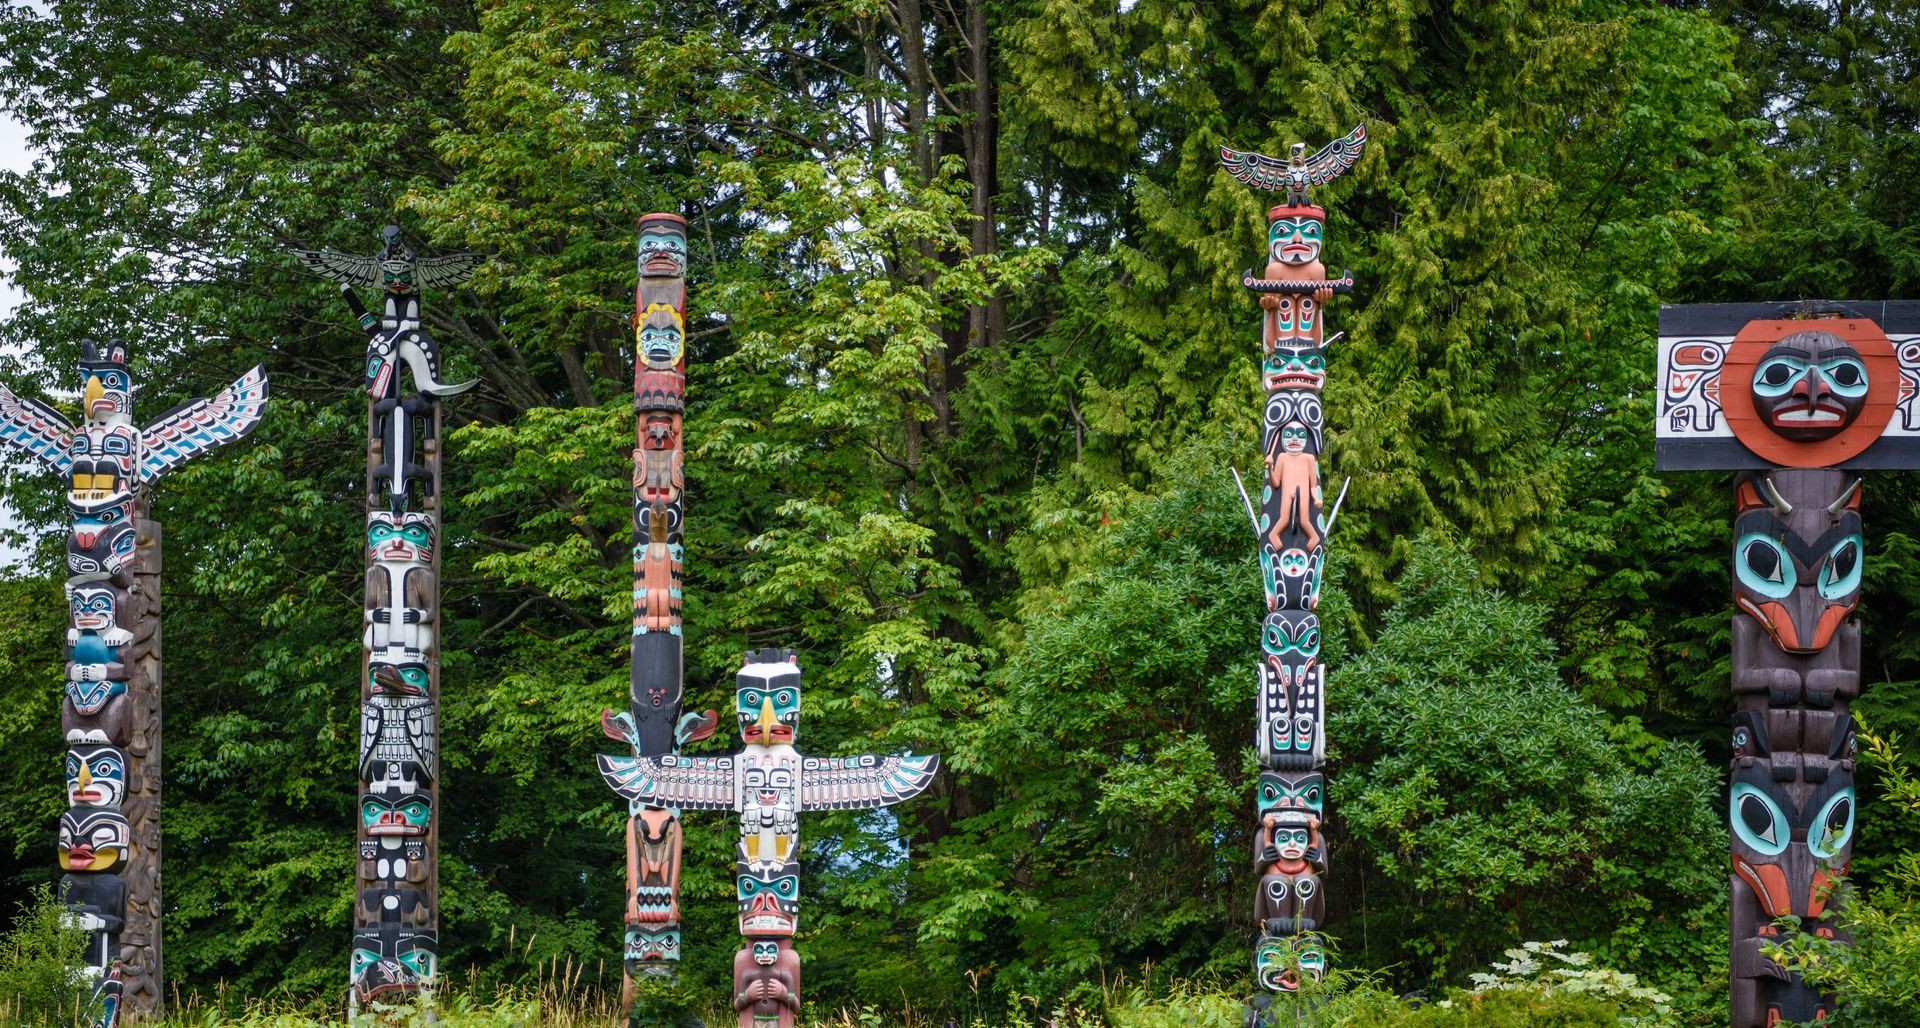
xmin=733 ymin=938 xmax=801 ymax=1028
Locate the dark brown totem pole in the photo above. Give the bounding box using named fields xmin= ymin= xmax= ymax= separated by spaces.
xmin=1658 ymin=301 xmax=1920 ymax=1025
xmin=597 ymin=212 xmax=719 ymax=1002
xmin=295 ymin=227 xmax=480 ymax=1011
xmin=600 ymin=648 xmax=939 ymax=1027
xmin=0 ymin=342 xmax=268 ymax=1025
xmin=1218 ymin=124 xmax=1365 ymax=1025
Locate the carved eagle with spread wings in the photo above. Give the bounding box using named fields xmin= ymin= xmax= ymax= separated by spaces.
xmin=0 ymin=364 xmax=268 ymax=483
xmin=597 ymin=750 xmax=941 ymax=814
xmin=292 ymin=225 xmax=483 ymax=294
xmin=1220 ymin=124 xmax=1368 ymax=205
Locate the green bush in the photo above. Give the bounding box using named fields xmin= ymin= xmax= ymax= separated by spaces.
xmin=0 ymin=883 xmax=96 ymax=1027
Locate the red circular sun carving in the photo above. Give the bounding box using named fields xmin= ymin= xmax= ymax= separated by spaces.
xmin=1722 ymin=318 xmax=1897 ymax=468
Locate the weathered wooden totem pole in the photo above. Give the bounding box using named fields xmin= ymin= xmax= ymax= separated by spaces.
xmin=1218 ymin=124 xmax=1365 ymax=1022
xmin=295 ymin=227 xmax=480 ymax=1009
xmin=597 ymin=212 xmax=719 ymax=999
xmin=0 ymin=340 xmax=268 ymax=1024
xmin=599 ymin=648 xmax=940 ymax=1025
xmin=1657 ymin=301 xmax=1920 ymax=1025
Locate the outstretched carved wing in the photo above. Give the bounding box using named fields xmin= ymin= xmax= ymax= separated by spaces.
xmin=800 ymin=752 xmax=940 ymax=811
xmin=1301 ymin=124 xmax=1367 ymax=187
xmin=1217 ymin=146 xmax=1293 ymax=192
xmin=1218 ymin=124 xmax=1368 ymax=193
xmin=412 ymin=254 xmax=484 ymax=292
xmin=0 ymin=384 xmax=74 ymax=476
xmin=597 ymin=752 xmax=736 ymax=810
xmin=291 ymin=248 xmax=383 ymax=287
xmin=137 ymin=365 xmax=269 ymax=482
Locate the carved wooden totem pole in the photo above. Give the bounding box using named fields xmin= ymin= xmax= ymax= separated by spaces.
xmin=1658 ymin=301 xmax=1920 ymax=1025
xmin=1219 ymin=125 xmax=1365 ymax=1024
xmin=295 ymin=227 xmax=480 ymax=1010
xmin=0 ymin=340 xmax=268 ymax=1024
xmin=599 ymin=648 xmax=939 ymax=1025
xmin=598 ymin=212 xmax=719 ymax=1001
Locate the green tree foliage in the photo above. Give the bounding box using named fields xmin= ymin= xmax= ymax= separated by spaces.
xmin=0 ymin=0 xmax=1910 ymax=1019
xmin=0 ymin=883 xmax=95 ymax=1026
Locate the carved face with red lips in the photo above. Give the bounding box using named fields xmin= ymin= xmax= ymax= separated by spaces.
xmin=367 ymin=511 xmax=434 ymax=564
xmin=1750 ymin=331 xmax=1870 ymax=441
xmin=1733 ymin=503 xmax=1862 ymax=654
xmin=59 ymin=808 xmax=129 ymax=871
xmin=737 ymin=657 xmax=801 ymax=747
xmin=65 ymin=744 xmax=126 ymax=808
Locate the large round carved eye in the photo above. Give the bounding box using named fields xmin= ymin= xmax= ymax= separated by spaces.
xmin=1736 ymin=534 xmax=1795 ymax=599
xmin=1820 ymin=358 xmax=1869 ymax=397
xmin=739 ymin=689 xmax=762 ymax=709
xmin=1820 ymin=536 xmax=1863 ymax=600
xmin=774 ymin=689 xmax=795 ymax=709
xmin=1264 ymin=879 xmax=1289 ymax=901
xmin=1809 ymin=788 xmax=1855 ymax=861
xmin=1753 ymin=356 xmax=1806 ymax=395
xmin=1730 ymin=782 xmax=1789 ymax=856
xmin=1295 ymin=878 xmax=1317 ymax=899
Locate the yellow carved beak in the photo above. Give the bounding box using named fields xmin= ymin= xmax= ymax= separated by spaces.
xmin=757 ymin=697 xmax=777 ymax=735
xmin=84 ymin=375 xmax=105 ymax=414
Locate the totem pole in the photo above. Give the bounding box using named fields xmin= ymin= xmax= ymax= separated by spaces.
xmin=1218 ymin=124 xmax=1365 ymax=1023
xmin=0 ymin=340 xmax=268 ymax=1024
xmin=1657 ymin=301 xmax=1920 ymax=1025
xmin=294 ymin=227 xmax=480 ymax=1009
xmin=597 ymin=211 xmax=720 ymax=999
xmin=599 ymin=648 xmax=940 ymax=1025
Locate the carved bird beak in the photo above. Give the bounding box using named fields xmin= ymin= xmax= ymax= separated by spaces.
xmin=84 ymin=376 xmax=107 ymax=417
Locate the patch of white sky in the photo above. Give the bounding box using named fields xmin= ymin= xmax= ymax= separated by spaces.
xmin=0 ymin=99 xmax=39 ymax=569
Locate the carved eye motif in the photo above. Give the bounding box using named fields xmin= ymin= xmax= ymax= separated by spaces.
xmin=1820 ymin=536 xmax=1863 ymax=600
xmin=1736 ymin=534 xmax=1795 ymax=599
xmin=1730 ymin=782 xmax=1789 ymax=857
xmin=1809 ymin=788 xmax=1855 ymax=861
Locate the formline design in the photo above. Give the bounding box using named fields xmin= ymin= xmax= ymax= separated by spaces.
xmin=1220 ymin=124 xmax=1365 ymax=1025
xmin=295 ymin=226 xmax=480 ymax=1011
xmin=0 ymin=339 xmax=268 ymax=1024
xmin=1656 ymin=301 xmax=1920 ymax=1025
xmin=597 ymin=211 xmax=719 ymax=1004
xmin=599 ymin=648 xmax=938 ymax=1027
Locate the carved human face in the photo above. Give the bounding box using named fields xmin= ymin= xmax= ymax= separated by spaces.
xmin=625 ymin=927 xmax=682 ymax=973
xmin=68 ymin=584 xmax=123 ymax=633
xmin=737 ymin=659 xmax=801 ymax=746
xmin=367 ymin=512 xmax=434 ymax=563
xmin=752 ymin=940 xmax=780 ymax=966
xmin=361 ymin=792 xmax=432 ymax=837
xmin=1257 ymin=771 xmax=1324 ymax=821
xmin=736 ymin=859 xmax=801 ymax=936
xmin=66 ymin=744 xmax=127 ymax=808
xmin=638 ymin=303 xmax=685 ymax=368
xmin=1750 ymin=332 xmax=1869 ymax=441
xmin=1255 ymin=933 xmax=1325 ymax=992
xmin=1264 ymin=345 xmax=1327 ymax=391
xmin=58 ymin=808 xmax=129 ymax=871
xmin=1268 ymin=216 xmax=1323 ymax=266
xmin=636 ymin=220 xmax=689 ymax=278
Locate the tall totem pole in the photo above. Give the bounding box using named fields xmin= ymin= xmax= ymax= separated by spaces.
xmin=1218 ymin=124 xmax=1365 ymax=1022
xmin=295 ymin=227 xmax=481 ymax=1009
xmin=0 ymin=341 xmax=268 ymax=1025
xmin=598 ymin=212 xmax=719 ymax=998
xmin=1658 ymin=301 xmax=1920 ymax=1025
xmin=599 ymin=648 xmax=940 ymax=1026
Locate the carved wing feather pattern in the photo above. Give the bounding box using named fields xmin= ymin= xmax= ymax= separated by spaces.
xmin=0 ymin=386 xmax=73 ymax=478
xmin=1218 ymin=124 xmax=1367 ymax=193
xmin=413 ymin=254 xmax=485 ymax=292
xmin=138 ymin=365 xmax=269 ymax=482
xmin=1303 ymin=124 xmax=1367 ymax=186
xmin=0 ymin=384 xmax=74 ymax=476
xmin=597 ymin=753 xmax=736 ymax=810
xmin=1217 ymin=146 xmax=1293 ymax=192
xmin=800 ymin=752 xmax=940 ymax=811
xmin=291 ymin=248 xmax=383 ymax=287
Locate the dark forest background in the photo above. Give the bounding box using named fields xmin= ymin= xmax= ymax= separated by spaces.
xmin=0 ymin=0 xmax=1915 ymax=1018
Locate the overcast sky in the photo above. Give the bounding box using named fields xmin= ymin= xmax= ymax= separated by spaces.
xmin=0 ymin=106 xmax=39 ymax=568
